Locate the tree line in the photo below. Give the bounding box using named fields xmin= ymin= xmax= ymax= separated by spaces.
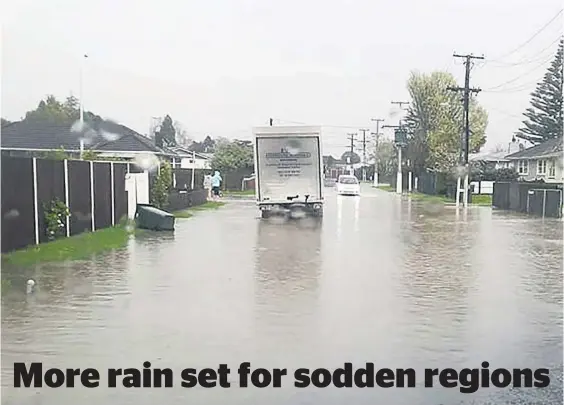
xmin=376 ymin=38 xmax=562 ymax=180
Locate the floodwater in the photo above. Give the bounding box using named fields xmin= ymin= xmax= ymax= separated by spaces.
xmin=2 ymin=186 xmax=562 ymax=404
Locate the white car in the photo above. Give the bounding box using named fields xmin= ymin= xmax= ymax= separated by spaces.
xmin=336 ymin=175 xmax=360 ymax=196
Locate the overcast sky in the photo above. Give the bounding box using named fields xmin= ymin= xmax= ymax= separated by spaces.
xmin=2 ymin=0 xmax=562 ymax=157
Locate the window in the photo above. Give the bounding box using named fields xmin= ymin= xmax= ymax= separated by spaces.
xmin=537 ymin=159 xmax=547 ymax=175
xmin=548 ymin=159 xmax=556 ymax=178
xmin=339 ymin=176 xmax=359 ymax=184
xmin=172 ymin=158 xmax=181 ymax=169
xmin=517 ymin=160 xmax=529 ymax=175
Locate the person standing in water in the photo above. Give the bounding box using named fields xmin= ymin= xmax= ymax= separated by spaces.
xmin=211 ymin=170 xmax=222 ymax=201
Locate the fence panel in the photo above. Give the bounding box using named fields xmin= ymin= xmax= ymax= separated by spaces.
xmin=68 ymin=160 xmax=92 ymax=236
xmin=94 ymin=162 xmax=112 ymax=230
xmin=526 ymin=189 xmax=544 ymax=216
xmin=36 ymin=159 xmax=66 ymax=243
xmin=173 ymin=168 xmax=192 ymax=189
xmin=223 ymin=167 xmax=254 ymax=190
xmin=545 ymin=189 xmax=563 ymax=218
xmin=1 ymin=157 xmax=35 ymax=253
xmin=113 ymin=163 xmax=128 ymax=223
xmin=492 ymin=182 xmax=510 ymax=209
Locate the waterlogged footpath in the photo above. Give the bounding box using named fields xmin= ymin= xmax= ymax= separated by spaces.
xmin=2 ymin=186 xmax=562 ymax=404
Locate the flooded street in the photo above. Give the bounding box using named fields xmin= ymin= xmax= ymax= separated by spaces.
xmin=2 ymin=186 xmax=562 ymax=404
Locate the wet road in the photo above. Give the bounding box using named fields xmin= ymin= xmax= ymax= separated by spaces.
xmin=2 ymin=185 xmax=563 ymax=404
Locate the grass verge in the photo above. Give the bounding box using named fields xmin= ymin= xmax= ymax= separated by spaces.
xmin=471 ymin=194 xmax=492 ymax=206
xmin=174 ymin=201 xmax=226 ymax=218
xmin=1 ymin=225 xmax=134 ymax=267
xmin=409 ymin=192 xmax=450 ymax=203
xmin=377 ymin=185 xmax=492 ymax=206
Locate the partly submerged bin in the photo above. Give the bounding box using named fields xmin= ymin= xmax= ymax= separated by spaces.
xmin=135 ymin=204 xmax=175 ymax=231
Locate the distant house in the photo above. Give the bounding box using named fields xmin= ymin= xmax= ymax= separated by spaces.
xmin=168 ymin=146 xmax=211 ymax=170
xmin=323 ymin=152 xmax=361 ymax=178
xmin=504 ymin=136 xmax=563 ymax=183
xmin=469 ymin=138 xmax=524 ymax=169
xmin=0 ymin=118 xmax=178 ymax=162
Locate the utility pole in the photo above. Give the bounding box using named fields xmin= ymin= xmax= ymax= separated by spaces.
xmin=346 ymin=133 xmax=356 ymax=175
xmin=388 ymin=102 xmax=409 ymax=194
xmin=382 ymin=124 xmax=403 ymax=194
xmin=447 ymin=53 xmax=484 ymax=207
xmin=347 ymin=133 xmax=356 ymax=154
xmin=371 ymin=118 xmax=384 ymax=187
xmin=391 ymin=101 xmax=410 ymax=112
xmin=359 ymin=128 xmax=369 ymax=181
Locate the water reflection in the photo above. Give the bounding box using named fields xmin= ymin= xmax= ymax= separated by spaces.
xmin=253 ymin=219 xmax=322 ymax=359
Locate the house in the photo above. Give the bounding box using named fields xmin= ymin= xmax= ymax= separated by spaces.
xmin=167 ymin=146 xmax=211 ymax=170
xmin=504 ymin=136 xmax=563 ymax=183
xmin=323 ymin=152 xmax=361 ymax=178
xmin=0 ymin=117 xmax=178 ymax=162
xmin=469 ymin=138 xmax=524 ymax=169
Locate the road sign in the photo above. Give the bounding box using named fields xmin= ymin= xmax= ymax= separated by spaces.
xmin=394 ymin=128 xmax=407 ymax=146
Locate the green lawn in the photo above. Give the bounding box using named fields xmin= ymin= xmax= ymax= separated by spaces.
xmin=174 ymin=201 xmax=226 ymax=218
xmin=376 ymin=185 xmax=492 ymax=206
xmin=1 ymin=225 xmax=134 ymax=267
xmin=471 ymin=194 xmax=492 ymax=206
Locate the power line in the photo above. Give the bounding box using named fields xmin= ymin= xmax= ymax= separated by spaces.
xmin=486 ymin=35 xmax=562 ymax=67
xmin=487 ymin=10 xmax=563 ymax=63
xmin=274 ymin=118 xmax=370 ymax=129
xmin=483 ymin=53 xmax=555 ymax=91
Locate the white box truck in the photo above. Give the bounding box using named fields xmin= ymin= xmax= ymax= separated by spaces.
xmin=253 ymin=126 xmax=324 ymax=219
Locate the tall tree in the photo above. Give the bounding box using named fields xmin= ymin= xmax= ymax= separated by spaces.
xmin=24 ymin=95 xmax=99 ymax=123
xmin=1 ymin=118 xmax=11 ymax=126
xmin=154 ymin=114 xmax=176 ymax=148
xmin=516 ymin=39 xmax=563 ymax=144
xmin=210 ymin=139 xmax=253 ymax=173
xmin=189 ymin=135 xmax=216 ymax=153
xmin=403 ymin=71 xmax=488 ymax=174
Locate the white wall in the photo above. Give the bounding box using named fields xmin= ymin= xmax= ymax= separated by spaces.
xmin=125 ymin=172 xmax=149 ymax=219
xmin=180 ymin=157 xmax=210 ymax=170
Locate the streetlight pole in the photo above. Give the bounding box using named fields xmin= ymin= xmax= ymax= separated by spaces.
xmin=79 ymin=54 xmax=88 ymax=124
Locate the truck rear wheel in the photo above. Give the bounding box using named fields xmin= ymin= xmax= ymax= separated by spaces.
xmin=261 ymin=210 xmax=271 ymax=219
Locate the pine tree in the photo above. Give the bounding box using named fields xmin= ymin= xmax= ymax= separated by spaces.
xmin=516 ymin=38 xmax=563 ymax=144
xmin=154 ymin=115 xmax=177 ymax=148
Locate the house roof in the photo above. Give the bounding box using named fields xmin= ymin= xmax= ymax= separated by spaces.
xmin=168 ymin=146 xmax=210 ymax=159
xmin=505 ymin=136 xmax=563 ymax=160
xmin=1 ymin=118 xmax=174 ymax=155
xmin=469 ymin=140 xmax=524 ymax=163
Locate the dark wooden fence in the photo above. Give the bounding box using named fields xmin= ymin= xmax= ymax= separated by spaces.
xmin=172 ymin=168 xmax=207 ymax=191
xmin=1 ymin=156 xmax=132 ymax=253
xmin=493 ymin=181 xmax=563 ymax=218
xmin=223 ymin=167 xmax=254 ymax=190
